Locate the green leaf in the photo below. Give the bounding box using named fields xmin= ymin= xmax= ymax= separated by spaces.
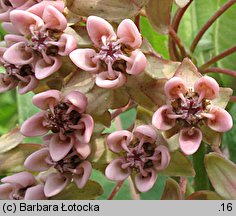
xmin=161 ymin=178 xmax=181 ymax=200
xmin=187 ymin=190 xmax=222 ymax=200
xmin=52 ymin=180 xmax=104 ymax=200
xmin=205 ymin=152 xmax=236 ymax=199
xmin=160 ymin=151 xmax=195 ymax=177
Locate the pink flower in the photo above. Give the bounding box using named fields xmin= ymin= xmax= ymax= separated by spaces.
xmin=105 ymin=125 xmax=170 ymax=192
xmin=152 ymin=58 xmax=233 ymax=155
xmin=24 ymin=148 xmax=92 ymax=197
xmin=70 ymin=16 xmax=147 ymax=89
xmin=21 ymin=90 xmax=94 ymax=161
xmin=3 ymin=1 xmax=77 ymax=79
xmin=0 ymin=172 xmax=46 ymax=200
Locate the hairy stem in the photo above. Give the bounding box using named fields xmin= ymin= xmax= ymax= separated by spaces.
xmin=193 ymin=143 xmax=209 ymax=191
xmin=190 ymin=0 xmax=236 ymax=53
xmin=201 ymin=67 xmax=236 ymax=78
xmin=107 ymin=180 xmax=125 ymax=200
xmin=199 ymin=45 xmax=236 ymax=70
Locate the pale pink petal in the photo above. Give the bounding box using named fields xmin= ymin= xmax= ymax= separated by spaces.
xmin=206 ymin=106 xmax=233 ymax=132
xmin=69 ymin=49 xmax=98 ymax=72
xmin=75 ymin=114 xmax=94 ymax=143
xmin=10 ymin=10 xmax=44 ymax=35
xmin=135 ymin=169 xmax=157 ymax=192
xmin=49 ymin=134 xmax=74 ymax=161
xmin=152 ymin=105 xmax=176 ymax=130
xmin=117 ymin=19 xmax=142 ymax=49
xmin=125 ymin=50 xmax=147 ymax=75
xmin=21 ymin=112 xmax=49 ymax=137
xmin=86 ymin=16 xmax=116 ymax=47
xmin=44 ymin=173 xmax=71 ymax=197
xmin=153 ymin=145 xmax=170 ymax=171
xmin=0 ymin=74 xmax=17 ymax=93
xmin=35 ymin=56 xmax=62 ymax=79
xmin=0 ymin=9 xmax=11 ymax=22
xmin=0 ymin=183 xmax=12 ymax=199
xmin=164 ymin=76 xmax=188 ymax=100
xmin=194 ymin=76 xmax=219 ymax=101
xmin=1 ymin=172 xmax=35 ymax=188
xmin=74 ymin=142 xmax=91 ymax=159
xmin=42 ymin=5 xmax=67 ymax=31
xmin=2 ymin=22 xmax=21 ymax=34
xmin=18 ymin=75 xmax=39 ymax=94
xmin=107 ymin=130 xmax=133 ymax=153
xmin=73 ymin=161 xmax=92 ymax=189
xmin=32 ymin=89 xmax=61 ymax=110
xmin=11 ymin=0 xmax=33 ymax=8
xmin=24 ymin=148 xmax=51 ymax=172
xmin=4 ymin=34 xmax=27 ymax=47
xmin=56 ymin=33 xmax=77 ymax=56
xmin=3 ymin=42 xmax=34 ymax=65
xmin=179 ymin=127 xmax=202 ymax=155
xmin=134 ymin=125 xmax=157 ymax=143
xmin=27 ymin=1 xmax=65 ymax=17
xmin=96 ymin=71 xmax=126 ymax=89
xmin=105 ymin=158 xmax=131 ymax=181
xmin=24 ymin=184 xmax=47 ymax=200
xmin=65 ymin=91 xmax=88 ymax=113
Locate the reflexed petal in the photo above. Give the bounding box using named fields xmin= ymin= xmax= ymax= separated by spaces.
xmin=153 ymin=145 xmax=170 ymax=171
xmin=20 ymin=112 xmax=49 ymax=137
xmin=107 ymin=130 xmax=133 ymax=153
xmin=0 ymin=183 xmax=12 ymax=199
xmin=69 ymin=49 xmax=98 ymax=72
xmin=96 ymin=71 xmax=126 ymax=89
xmin=65 ymin=91 xmax=88 ymax=113
xmin=194 ymin=76 xmax=219 ymax=101
xmin=44 ymin=173 xmax=70 ymax=197
xmin=24 ymin=148 xmax=51 ymax=172
xmin=135 ymin=169 xmax=157 ymax=192
xmin=56 ymin=33 xmax=77 ymax=56
xmin=117 ymin=19 xmax=142 ymax=49
xmin=74 ymin=142 xmax=91 ymax=159
xmin=206 ymin=106 xmax=233 ymax=132
xmin=164 ymin=76 xmax=188 ymax=100
xmin=152 ymin=105 xmax=176 ymax=130
xmin=49 ymin=134 xmax=74 ymax=161
xmin=86 ymin=16 xmax=116 ymax=47
xmin=18 ymin=75 xmax=38 ymax=94
xmin=126 ymin=51 xmax=147 ymax=75
xmin=32 ymin=89 xmax=61 ymax=110
xmin=134 ymin=125 xmax=157 ymax=143
xmin=105 ymin=158 xmax=131 ymax=181
xmin=179 ymin=127 xmax=202 ymax=155
xmin=24 ymin=184 xmax=47 ymax=200
xmin=73 ymin=161 xmax=92 ymax=189
xmin=4 ymin=34 xmax=27 ymax=47
xmin=0 ymin=74 xmax=17 ymax=93
xmin=1 ymin=172 xmax=35 ymax=188
xmin=2 ymin=22 xmax=21 ymax=35
xmin=35 ymin=56 xmax=62 ymax=79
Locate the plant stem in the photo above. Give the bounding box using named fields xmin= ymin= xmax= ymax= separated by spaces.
xmin=107 ymin=180 xmax=125 ymax=200
xmin=201 ymin=67 xmax=236 ymax=78
xmin=199 ymin=45 xmax=236 ymax=70
xmin=193 ymin=143 xmax=209 ymax=191
xmin=111 ymin=100 xmax=136 ymax=120
xmin=190 ymin=0 xmax=236 ymax=53
xmin=230 ymin=96 xmax=236 ymax=103
xmin=180 ymin=177 xmax=187 ymax=199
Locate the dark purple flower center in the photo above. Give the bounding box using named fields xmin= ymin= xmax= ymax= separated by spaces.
xmin=12 ymin=188 xmax=27 ymax=200
xmin=5 ymin=63 xmax=33 ymax=80
xmin=45 ymin=103 xmax=81 ymax=135
xmin=3 ymin=0 xmax=12 ymax=6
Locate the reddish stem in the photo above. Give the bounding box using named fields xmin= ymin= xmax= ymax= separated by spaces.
xmin=130 ymin=0 xmax=142 ymax=10
xmin=107 ymin=180 xmax=125 ymax=200
xmin=199 ymin=45 xmax=236 ymax=70
xmin=190 ymin=0 xmax=236 ymax=53
xmin=180 ymin=177 xmax=187 ymax=199
xmin=230 ymin=96 xmax=236 ymax=103
xmin=201 ymin=67 xmax=236 ymax=78
xmin=212 ymin=146 xmax=223 ymax=155
xmin=111 ymin=100 xmax=136 ymax=120
xmin=135 ymin=15 xmax=141 ymax=32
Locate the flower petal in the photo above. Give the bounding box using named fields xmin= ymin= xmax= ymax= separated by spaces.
xmin=96 ymin=71 xmax=126 ymax=89
xmin=0 ymin=74 xmax=17 ymax=93
xmin=69 ymin=48 xmax=98 ymax=72
xmin=24 ymin=148 xmax=51 ymax=172
xmin=117 ymin=19 xmax=142 ymax=49
xmin=0 ymin=183 xmax=12 ymax=199
xmin=44 ymin=173 xmax=70 ymax=197
xmin=20 ymin=112 xmax=49 ymax=137
xmin=74 ymin=142 xmax=91 ymax=159
xmin=179 ymin=127 xmax=202 ymax=155
xmin=152 ymin=105 xmax=176 ymax=130
xmin=105 ymin=158 xmax=131 ymax=181
xmin=135 ymin=169 xmax=157 ymax=192
xmin=153 ymin=145 xmax=170 ymax=171
xmin=134 ymin=125 xmax=157 ymax=143
xmin=18 ymin=75 xmax=39 ymax=94
xmin=86 ymin=16 xmax=116 ymax=47
xmin=56 ymin=33 xmax=77 ymax=56
xmin=4 ymin=34 xmax=27 ymax=47
xmin=65 ymin=91 xmax=88 ymax=113
xmin=32 ymin=89 xmax=62 ymax=110
xmin=2 ymin=22 xmax=21 ymax=34
xmin=107 ymin=130 xmax=133 ymax=153
xmin=73 ymin=161 xmax=92 ymax=189
xmin=24 ymin=184 xmax=47 ymax=200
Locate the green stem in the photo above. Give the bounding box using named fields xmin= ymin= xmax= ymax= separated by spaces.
xmin=193 ymin=143 xmax=209 ymax=191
